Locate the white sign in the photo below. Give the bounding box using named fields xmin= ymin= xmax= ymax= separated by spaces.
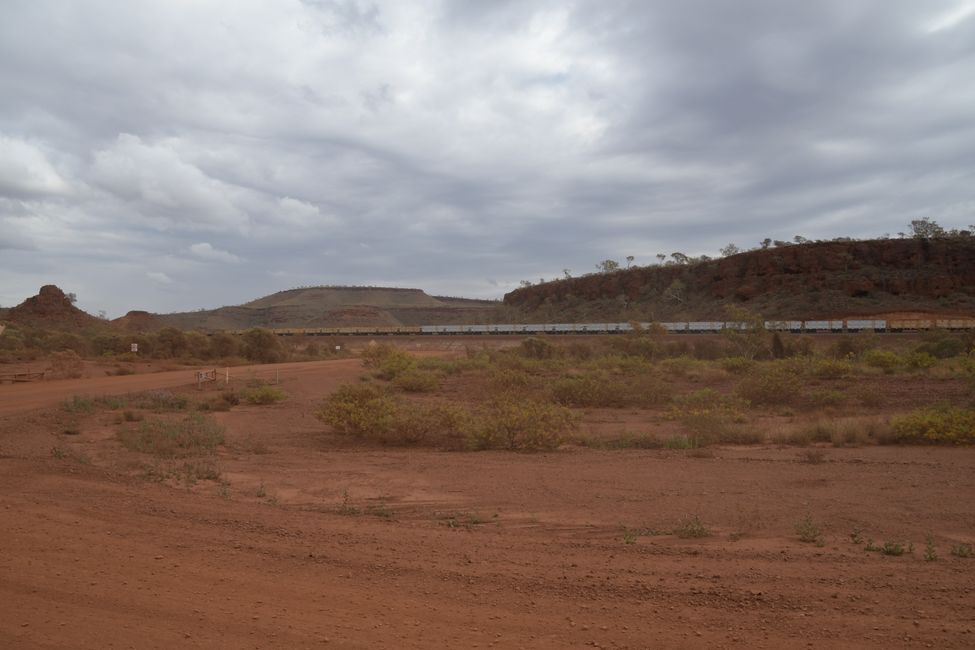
xmin=131 ymin=343 xmax=139 ymax=353
xmin=335 ymin=345 xmax=341 ymax=351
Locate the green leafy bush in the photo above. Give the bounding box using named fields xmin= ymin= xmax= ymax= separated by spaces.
xmin=720 ymin=357 xmax=755 ymax=375
xmin=890 ymin=407 xmax=975 ymax=444
xmin=316 ymin=384 xmax=465 ymax=446
xmin=861 ymin=349 xmax=901 ymax=373
xmin=317 ymin=384 xmax=399 ymax=437
xmin=904 ymin=351 xmax=937 ymax=370
xmin=468 ymin=393 xmax=577 ymax=451
xmin=810 ymin=358 xmax=854 ymax=379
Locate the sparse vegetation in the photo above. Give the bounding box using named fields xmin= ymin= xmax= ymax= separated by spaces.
xmin=950 ymin=543 xmax=974 ymax=558
xmin=673 ymin=515 xmax=710 ymax=539
xmin=118 ymin=413 xmax=225 ymax=458
xmin=795 ymin=514 xmax=824 ymax=544
xmin=240 ymin=385 xmax=287 ymax=405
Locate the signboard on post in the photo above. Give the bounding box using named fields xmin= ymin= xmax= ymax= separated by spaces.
xmin=131 ymin=343 xmax=139 ymax=353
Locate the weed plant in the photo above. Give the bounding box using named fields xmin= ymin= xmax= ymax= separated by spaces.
xmin=118 ymin=413 xmax=224 ymax=458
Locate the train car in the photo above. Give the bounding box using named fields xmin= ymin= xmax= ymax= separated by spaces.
xmin=687 ymin=321 xmax=722 ymax=333
xmin=845 ymin=320 xmax=886 ymax=332
xmin=889 ymin=319 xmax=934 ymax=332
xmin=764 ymin=321 xmax=804 ymax=333
xmin=936 ymin=319 xmax=975 ymax=330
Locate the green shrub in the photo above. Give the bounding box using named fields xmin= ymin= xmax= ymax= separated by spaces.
xmin=241 ymin=385 xmax=287 ymax=405
xmin=468 ymin=393 xmax=576 ymax=451
xmin=720 ymin=357 xmax=755 ymax=375
xmin=810 ymin=358 xmax=854 ymax=379
xmin=890 ymin=407 xmax=975 ymax=444
xmin=904 ymin=351 xmax=937 ymax=370
xmin=519 ymin=337 xmax=557 ymax=360
xmin=240 ymin=328 xmax=285 ymax=363
xmin=916 ymin=338 xmax=965 ymax=359
xmin=132 ymin=390 xmax=189 ymax=412
xmin=861 ymin=349 xmax=901 ymax=373
xmin=736 ymin=366 xmax=802 ymax=407
xmin=317 ymin=384 xmax=399 ymax=437
xmin=392 ymin=368 xmax=443 ymax=393
xmin=62 ymin=395 xmax=95 ymax=413
xmin=118 ymin=413 xmax=224 ymax=458
xmin=316 ymin=384 xmax=465 ymax=446
xmin=673 ymin=515 xmax=711 ymax=539
xmin=551 ymin=371 xmax=671 ymax=408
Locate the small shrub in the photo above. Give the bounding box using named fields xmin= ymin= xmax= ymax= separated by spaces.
xmin=904 ymin=351 xmax=937 ymax=370
xmin=62 ymin=395 xmax=95 ymax=413
xmin=880 ymin=541 xmax=908 ymax=556
xmin=316 ymin=383 xmax=466 ymax=446
xmin=950 ymin=543 xmax=974 ymax=558
xmin=240 ymin=385 xmax=287 ymax=405
xmin=795 ymin=514 xmax=824 ymax=544
xmin=118 ymin=413 xmax=224 ymax=458
xmin=924 ymin=535 xmax=938 ymax=561
xmin=810 ymin=359 xmax=854 ymax=379
xmin=519 ymin=337 xmax=557 ymax=360
xmin=551 ymin=371 xmax=671 ymax=408
xmin=721 ymin=357 xmax=755 ymax=375
xmin=861 ymin=349 xmax=901 ymax=373
xmin=392 ymin=368 xmax=443 ymax=393
xmin=673 ymin=515 xmax=710 ymax=539
xmin=468 ymin=393 xmax=576 ymax=451
xmin=317 ymin=384 xmax=399 ymax=437
xmin=736 ymin=366 xmax=802 ymax=407
xmin=890 ymin=406 xmax=975 ymax=444
xmin=916 ymin=338 xmax=965 ymax=359
xmin=132 ymin=390 xmax=188 ymax=412
xmin=361 ymin=343 xmax=416 ymax=379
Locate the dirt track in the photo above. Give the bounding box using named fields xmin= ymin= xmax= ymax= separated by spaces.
xmin=2 ymin=358 xmax=974 ymax=649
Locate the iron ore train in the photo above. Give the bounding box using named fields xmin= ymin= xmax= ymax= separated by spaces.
xmin=238 ymin=318 xmax=975 ymax=337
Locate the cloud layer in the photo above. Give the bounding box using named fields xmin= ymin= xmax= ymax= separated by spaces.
xmin=1 ymin=1 xmax=973 ymax=316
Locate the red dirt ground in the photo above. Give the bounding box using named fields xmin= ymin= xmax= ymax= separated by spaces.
xmin=1 ymin=357 xmax=974 ymax=649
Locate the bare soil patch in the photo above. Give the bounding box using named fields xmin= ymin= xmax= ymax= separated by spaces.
xmin=1 ymin=356 xmax=974 ymax=649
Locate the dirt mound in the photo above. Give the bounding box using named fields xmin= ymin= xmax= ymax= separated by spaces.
xmin=505 ymin=238 xmax=975 ymax=321
xmin=6 ymin=285 xmax=103 ymax=329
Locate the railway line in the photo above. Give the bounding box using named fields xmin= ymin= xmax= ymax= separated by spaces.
xmin=237 ymin=318 xmax=975 ymax=337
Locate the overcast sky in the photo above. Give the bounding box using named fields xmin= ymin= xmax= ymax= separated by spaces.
xmin=2 ymin=1 xmax=974 ymax=316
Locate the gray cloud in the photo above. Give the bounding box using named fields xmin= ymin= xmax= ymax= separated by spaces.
xmin=1 ymin=0 xmax=973 ymax=316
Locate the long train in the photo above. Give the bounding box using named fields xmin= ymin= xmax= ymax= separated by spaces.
xmin=235 ymin=318 xmax=975 ymax=337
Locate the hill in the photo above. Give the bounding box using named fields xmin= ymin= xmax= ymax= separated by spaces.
xmin=5 ymin=285 xmax=106 ymax=329
xmin=119 ymin=286 xmax=502 ymax=331
xmin=503 ymin=237 xmax=975 ymax=321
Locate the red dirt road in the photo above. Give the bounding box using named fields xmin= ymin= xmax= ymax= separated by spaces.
xmin=2 ymin=358 xmax=974 ymax=649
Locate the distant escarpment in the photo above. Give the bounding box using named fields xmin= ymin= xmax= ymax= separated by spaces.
xmin=504 ymin=238 xmax=975 ymax=321
xmin=117 ymin=286 xmax=502 ymax=332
